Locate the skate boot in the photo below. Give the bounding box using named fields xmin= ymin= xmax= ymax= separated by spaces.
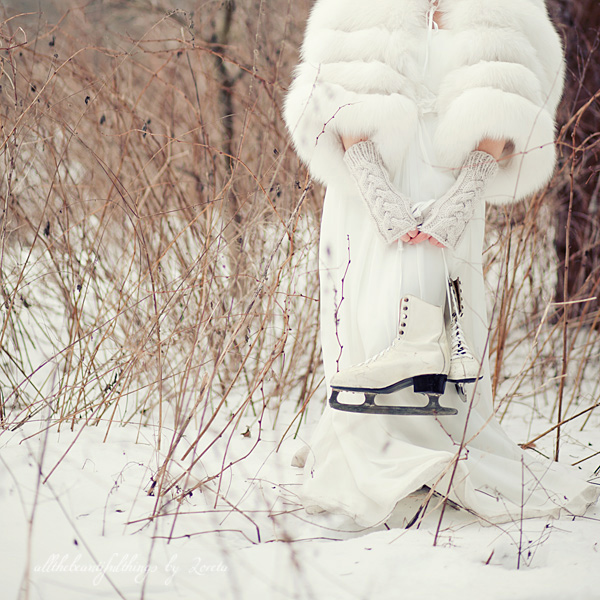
xmin=328 ymin=295 xmax=456 ymax=416
xmin=446 ymin=278 xmax=482 ymax=398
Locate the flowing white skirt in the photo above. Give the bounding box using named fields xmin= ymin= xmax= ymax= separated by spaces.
xmin=296 ymin=29 xmax=598 ymax=527
xmin=299 ymin=112 xmax=598 ymax=531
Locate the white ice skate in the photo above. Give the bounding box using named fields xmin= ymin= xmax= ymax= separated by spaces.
xmin=446 ymin=278 xmax=482 ymax=383
xmin=445 ymin=278 xmax=483 ymax=403
xmin=328 ymin=295 xmax=456 ymax=416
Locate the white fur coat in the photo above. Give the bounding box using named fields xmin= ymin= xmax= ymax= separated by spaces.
xmin=284 ymin=0 xmax=565 ymax=204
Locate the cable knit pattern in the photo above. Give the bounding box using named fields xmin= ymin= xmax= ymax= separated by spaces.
xmin=343 ymin=141 xmax=419 ymax=244
xmin=420 ymin=151 xmax=498 ymax=249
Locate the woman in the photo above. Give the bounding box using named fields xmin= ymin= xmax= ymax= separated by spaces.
xmin=284 ymin=0 xmax=598 ymax=526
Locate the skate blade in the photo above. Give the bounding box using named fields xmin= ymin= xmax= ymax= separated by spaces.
xmin=455 ymin=383 xmax=467 ymax=403
xmin=330 ymin=377 xmax=413 ymax=395
xmin=447 ymin=374 xmax=483 ymax=384
xmin=451 ymin=379 xmax=484 ymax=403
xmin=329 ymin=390 xmax=458 ymax=416
xmin=332 ymin=373 xmax=447 ymax=396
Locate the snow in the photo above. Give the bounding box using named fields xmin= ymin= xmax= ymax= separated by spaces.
xmin=1 ymin=4 xmax=597 ymax=598
xmin=1 ymin=216 xmax=598 ymax=600
xmin=2 ymin=391 xmax=599 ymax=600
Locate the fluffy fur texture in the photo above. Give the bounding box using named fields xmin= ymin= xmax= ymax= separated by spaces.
xmin=284 ymin=0 xmax=565 ymax=204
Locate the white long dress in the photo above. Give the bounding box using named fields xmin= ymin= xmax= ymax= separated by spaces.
xmin=299 ymin=26 xmax=599 ymax=527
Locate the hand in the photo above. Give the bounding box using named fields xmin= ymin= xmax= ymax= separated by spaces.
xmin=400 ymin=229 xmax=445 ymax=248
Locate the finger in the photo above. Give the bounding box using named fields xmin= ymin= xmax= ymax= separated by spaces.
xmin=429 ymin=237 xmax=445 ymax=248
xmin=409 ymin=232 xmax=431 ymax=244
xmin=401 ymin=229 xmax=419 ymax=244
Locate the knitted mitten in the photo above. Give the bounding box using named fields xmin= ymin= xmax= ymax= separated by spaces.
xmin=420 ymin=151 xmax=498 ymax=249
xmin=344 ymin=141 xmax=419 ymax=244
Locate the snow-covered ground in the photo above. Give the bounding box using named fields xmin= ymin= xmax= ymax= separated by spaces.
xmin=1 ymin=208 xmax=597 ymax=600
xmin=2 ymin=390 xmax=599 ymax=600
xmin=2 ymin=3 xmax=598 ymax=598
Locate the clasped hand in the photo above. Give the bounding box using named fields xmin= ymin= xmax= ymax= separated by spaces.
xmin=401 ymin=229 xmax=445 ymax=247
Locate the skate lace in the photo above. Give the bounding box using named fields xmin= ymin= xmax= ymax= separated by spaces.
xmin=443 ymin=254 xmax=475 ymax=362
xmin=449 ymin=313 xmax=474 ymax=360
xmin=361 ymin=339 xmax=399 ymax=367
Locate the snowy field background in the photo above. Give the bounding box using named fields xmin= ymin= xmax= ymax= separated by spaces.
xmin=1 ymin=1 xmax=600 ymax=599
xmin=2 ymin=382 xmax=600 ymax=600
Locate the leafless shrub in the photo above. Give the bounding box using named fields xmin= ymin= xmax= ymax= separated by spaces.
xmin=0 ymin=0 xmax=598 ymax=509
xmin=0 ymin=0 xmax=321 ymax=495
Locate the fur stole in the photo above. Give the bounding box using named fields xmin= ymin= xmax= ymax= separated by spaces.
xmin=283 ymin=0 xmax=565 ymax=204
